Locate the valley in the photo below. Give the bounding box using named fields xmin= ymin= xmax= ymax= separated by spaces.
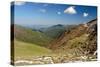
xmin=12 ymin=19 xmax=97 ymax=65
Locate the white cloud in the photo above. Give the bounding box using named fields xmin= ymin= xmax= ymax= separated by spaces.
xmin=14 ymin=1 xmax=26 ymax=6
xmin=57 ymin=12 xmax=61 ymax=15
xmin=83 ymin=12 xmax=88 ymax=17
xmin=39 ymin=9 xmax=46 ymax=13
xmin=64 ymin=6 xmax=77 ymax=14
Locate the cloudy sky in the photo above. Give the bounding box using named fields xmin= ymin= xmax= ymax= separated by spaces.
xmin=11 ymin=1 xmax=97 ymax=25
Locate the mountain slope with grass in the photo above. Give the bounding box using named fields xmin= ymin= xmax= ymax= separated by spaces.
xmin=14 ymin=24 xmax=52 ymax=47
xmin=38 ymin=24 xmax=76 ymax=39
xmin=41 ymin=24 xmax=66 ymax=39
xmin=14 ymin=40 xmax=52 ymax=58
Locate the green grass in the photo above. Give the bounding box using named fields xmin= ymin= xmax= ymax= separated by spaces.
xmin=14 ymin=24 xmax=53 ymax=47
xmin=14 ymin=40 xmax=52 ymax=58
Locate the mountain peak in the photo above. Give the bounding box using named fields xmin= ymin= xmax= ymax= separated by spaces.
xmin=52 ymin=24 xmax=64 ymax=27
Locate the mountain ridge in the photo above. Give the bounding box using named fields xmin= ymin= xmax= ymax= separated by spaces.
xmin=49 ymin=19 xmax=97 ymax=56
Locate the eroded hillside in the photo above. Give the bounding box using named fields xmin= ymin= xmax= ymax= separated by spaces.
xmin=49 ymin=19 xmax=97 ymax=58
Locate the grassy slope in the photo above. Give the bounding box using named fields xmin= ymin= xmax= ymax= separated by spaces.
xmin=14 ymin=25 xmax=52 ymax=47
xmin=14 ymin=40 xmax=52 ymax=58
xmin=42 ymin=25 xmax=65 ymax=39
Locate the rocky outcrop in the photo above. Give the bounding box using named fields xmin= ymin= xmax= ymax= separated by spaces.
xmin=15 ymin=56 xmax=54 ymax=65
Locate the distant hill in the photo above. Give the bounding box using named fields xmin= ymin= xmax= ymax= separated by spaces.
xmin=41 ymin=24 xmax=65 ymax=38
xmin=14 ymin=24 xmax=52 ymax=47
xmin=38 ymin=24 xmax=76 ymax=39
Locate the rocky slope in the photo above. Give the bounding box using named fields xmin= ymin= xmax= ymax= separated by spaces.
xmin=49 ymin=19 xmax=97 ymax=57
